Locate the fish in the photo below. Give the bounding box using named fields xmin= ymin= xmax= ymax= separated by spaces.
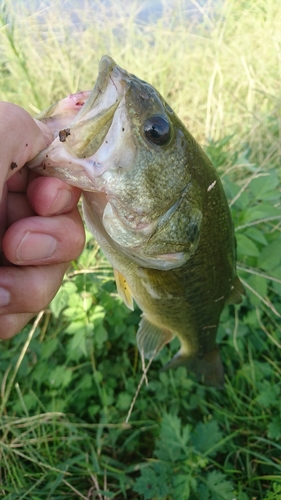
xmin=28 ymin=55 xmax=245 ymax=387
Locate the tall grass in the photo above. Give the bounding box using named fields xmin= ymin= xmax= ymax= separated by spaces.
xmin=1 ymin=0 xmax=281 ymax=142
xmin=1 ymin=0 xmax=281 ymax=498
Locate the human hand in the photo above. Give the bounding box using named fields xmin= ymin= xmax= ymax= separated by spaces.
xmin=0 ymin=102 xmax=85 ymax=339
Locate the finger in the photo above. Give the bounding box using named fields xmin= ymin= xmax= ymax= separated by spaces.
xmin=2 ymin=207 xmax=85 ymax=265
xmin=27 ymin=176 xmax=81 ymax=216
xmin=0 ymin=102 xmax=53 ymax=186
xmin=6 ymin=178 xmax=81 ymax=227
xmin=0 ymin=184 xmax=7 ymax=244
xmin=6 ymin=177 xmax=81 ymax=226
xmin=0 ymin=262 xmax=68 ymax=318
xmin=0 ymin=312 xmax=36 ymax=340
xmin=6 ymin=192 xmax=35 ymax=227
xmin=6 ymin=165 xmax=30 ymax=193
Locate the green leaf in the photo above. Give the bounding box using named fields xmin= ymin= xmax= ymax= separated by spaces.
xmin=50 ymin=282 xmax=77 ymax=318
xmin=90 ymin=305 xmax=106 ymax=326
xmin=13 ymin=393 xmax=37 ymax=413
xmin=155 ymin=413 xmax=191 ymax=462
xmin=257 ymin=381 xmax=280 ymax=407
xmin=63 ymin=306 xmax=87 ymax=321
xmin=267 ymin=417 xmax=281 ymax=440
xmin=79 ymin=373 xmax=93 ymax=389
xmin=49 ymin=366 xmax=73 ymax=389
xmin=258 ymin=240 xmax=281 ymax=271
xmin=94 ymin=325 xmax=108 ymax=349
xmin=67 ymin=328 xmax=88 ymax=356
xmin=242 ymin=203 xmax=281 ymax=224
xmin=249 ymin=172 xmax=279 ymax=198
xmin=271 ymin=266 xmax=281 ymax=295
xmin=133 ymin=463 xmax=171 ymax=499
xmin=65 ymin=320 xmax=90 ymax=335
xmin=245 ymin=227 xmax=268 ymax=246
xmin=68 ymin=291 xmax=87 ymax=308
xmin=236 ymin=234 xmax=259 ymax=258
xmin=264 ymin=483 xmax=281 ymax=499
xmin=116 ymin=392 xmax=132 ymax=410
xmin=172 ymin=473 xmax=196 ymax=500
xmin=80 ymin=292 xmax=94 ymax=312
xmin=224 ymin=180 xmax=249 ymax=210
xmin=191 ymin=420 xmax=223 ymax=457
xmin=247 ymin=274 xmax=268 ymax=306
xmin=199 ymin=470 xmax=234 ymax=500
xmin=41 ymin=338 xmax=59 ymax=360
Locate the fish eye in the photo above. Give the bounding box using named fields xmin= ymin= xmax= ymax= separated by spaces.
xmin=144 ymin=115 xmax=171 ymax=146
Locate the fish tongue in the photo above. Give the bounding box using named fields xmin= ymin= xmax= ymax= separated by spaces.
xmin=35 ymin=90 xmax=92 ymax=131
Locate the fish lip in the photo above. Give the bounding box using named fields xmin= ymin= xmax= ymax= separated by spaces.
xmin=78 ymin=56 xmax=118 ymax=116
xmin=72 ymin=55 xmax=130 ymax=125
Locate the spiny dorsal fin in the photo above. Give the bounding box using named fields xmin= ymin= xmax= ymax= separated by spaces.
xmin=114 ymin=269 xmax=134 ymax=310
xmin=137 ymin=315 xmax=174 ymax=359
xmin=225 ymin=275 xmax=245 ymax=305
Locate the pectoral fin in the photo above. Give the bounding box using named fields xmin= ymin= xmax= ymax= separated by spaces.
xmin=114 ymin=269 xmax=134 ymax=310
xmin=161 ymin=346 xmax=224 ymax=388
xmin=137 ymin=315 xmax=174 ymax=359
xmin=225 ymin=276 xmax=245 ymax=305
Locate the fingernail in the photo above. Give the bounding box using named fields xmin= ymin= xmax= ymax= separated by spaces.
xmin=0 ymin=287 xmax=10 ymax=307
xmin=50 ymin=189 xmax=72 ymax=214
xmin=17 ymin=232 xmax=57 ymax=261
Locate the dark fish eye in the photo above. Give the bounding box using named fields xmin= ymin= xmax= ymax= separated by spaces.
xmin=144 ymin=115 xmax=171 ymax=146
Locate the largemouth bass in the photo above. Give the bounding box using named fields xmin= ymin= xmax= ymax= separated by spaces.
xmin=28 ymin=55 xmax=244 ymax=387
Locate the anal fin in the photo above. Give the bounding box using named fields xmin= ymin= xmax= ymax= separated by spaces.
xmin=114 ymin=269 xmax=134 ymax=310
xmin=137 ymin=315 xmax=174 ymax=359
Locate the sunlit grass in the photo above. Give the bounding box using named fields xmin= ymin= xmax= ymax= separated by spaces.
xmin=1 ymin=0 xmax=281 ymax=144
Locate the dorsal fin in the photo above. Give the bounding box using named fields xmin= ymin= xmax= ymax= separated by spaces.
xmin=137 ymin=315 xmax=174 ymax=359
xmin=114 ymin=269 xmax=134 ymax=310
xmin=225 ymin=275 xmax=245 ymax=305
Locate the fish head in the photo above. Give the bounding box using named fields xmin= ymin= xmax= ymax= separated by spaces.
xmin=29 ymin=55 xmax=202 ymax=270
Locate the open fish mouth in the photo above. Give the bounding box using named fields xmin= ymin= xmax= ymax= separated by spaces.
xmin=28 ymin=56 xmax=135 ymax=191
xmin=70 ymin=55 xmax=129 ymax=127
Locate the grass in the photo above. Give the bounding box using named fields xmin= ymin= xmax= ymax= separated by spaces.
xmin=1 ymin=0 xmax=281 ymax=498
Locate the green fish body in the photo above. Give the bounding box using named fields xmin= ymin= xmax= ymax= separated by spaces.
xmin=28 ymin=56 xmax=244 ymax=387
